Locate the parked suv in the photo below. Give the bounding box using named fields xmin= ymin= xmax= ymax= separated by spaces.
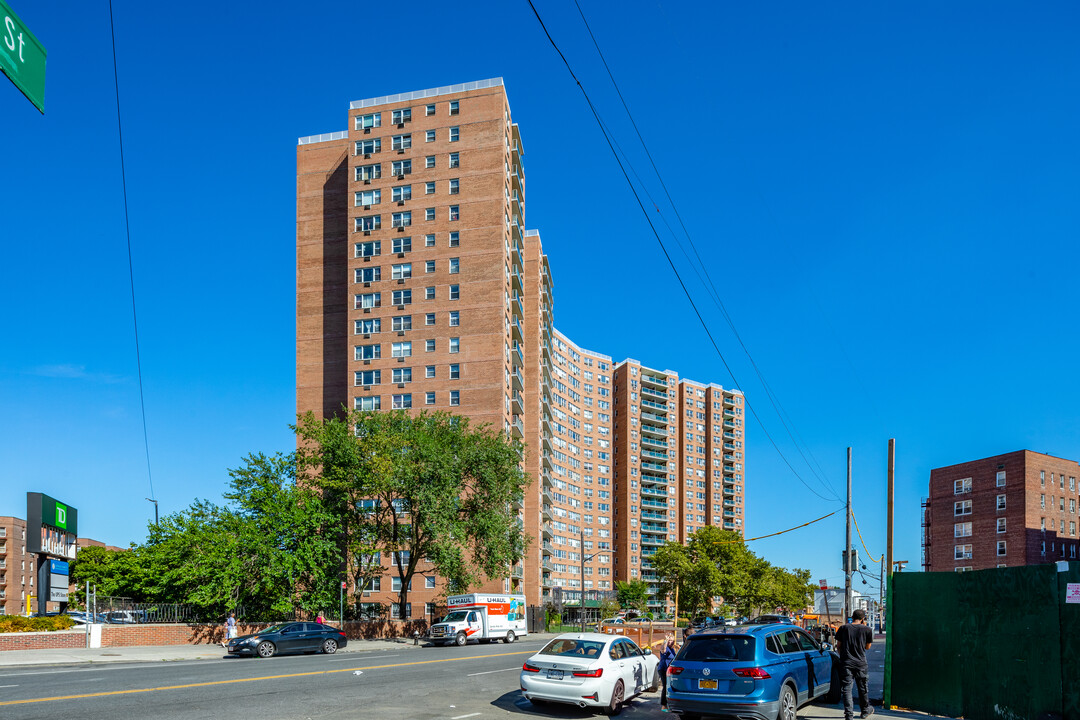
xmin=667 ymin=625 xmax=839 ymax=720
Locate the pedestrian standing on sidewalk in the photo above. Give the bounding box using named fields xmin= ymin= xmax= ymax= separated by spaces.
xmin=316 ymin=612 xmax=325 ymax=625
xmin=221 ymin=612 xmax=237 ymax=648
xmin=657 ymin=634 xmax=678 ymax=712
xmin=836 ymin=608 xmax=874 ymax=719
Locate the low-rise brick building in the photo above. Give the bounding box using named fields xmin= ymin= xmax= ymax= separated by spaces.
xmin=923 ymin=450 xmax=1080 ymax=572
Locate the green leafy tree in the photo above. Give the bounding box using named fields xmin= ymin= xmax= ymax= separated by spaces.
xmin=299 ymin=410 xmax=530 ymax=620
xmin=615 ymin=580 xmax=650 ymax=615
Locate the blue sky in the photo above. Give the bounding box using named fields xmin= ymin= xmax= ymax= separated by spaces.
xmin=3 ymin=1 xmax=1078 ymax=596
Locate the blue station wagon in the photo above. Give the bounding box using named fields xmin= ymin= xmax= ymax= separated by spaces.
xmin=668 ymin=624 xmax=838 ymax=720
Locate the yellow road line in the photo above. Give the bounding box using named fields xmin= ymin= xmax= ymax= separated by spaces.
xmin=0 ymin=649 xmax=533 ymax=707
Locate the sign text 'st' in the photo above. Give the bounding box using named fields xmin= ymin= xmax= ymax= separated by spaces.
xmin=0 ymin=1 xmax=46 ymax=113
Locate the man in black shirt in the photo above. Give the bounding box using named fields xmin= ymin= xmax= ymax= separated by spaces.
xmin=835 ymin=608 xmax=874 ymax=719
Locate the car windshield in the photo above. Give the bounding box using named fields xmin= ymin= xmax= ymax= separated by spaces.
xmin=261 ymin=624 xmax=290 ymax=634
xmin=677 ymin=635 xmax=756 ymax=662
xmin=441 ymin=611 xmax=470 ymax=623
xmin=539 ymin=638 xmax=607 ymax=658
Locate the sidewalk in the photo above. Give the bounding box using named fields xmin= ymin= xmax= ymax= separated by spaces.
xmin=0 ymin=636 xmax=429 ymax=668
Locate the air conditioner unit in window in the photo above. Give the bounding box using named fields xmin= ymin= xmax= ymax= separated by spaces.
xmin=363 ymin=205 xmax=371 ymax=210
xmin=397 ymin=201 xmax=405 ymax=206
xmin=364 ymin=179 xmax=371 ymax=185
xmin=364 ymin=230 xmax=371 ymax=236
xmin=364 ymin=153 xmax=371 ymax=159
xmin=364 ymin=128 xmax=371 ymax=134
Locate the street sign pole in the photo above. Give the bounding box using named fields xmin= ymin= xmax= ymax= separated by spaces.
xmin=0 ymin=1 xmax=47 ymax=113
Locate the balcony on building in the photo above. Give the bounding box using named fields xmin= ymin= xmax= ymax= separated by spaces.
xmin=641 ymin=422 xmax=667 ymax=438
xmin=512 ymin=366 xmax=524 ymax=390
xmin=512 ymin=390 xmax=524 ymax=415
xmin=641 ymin=386 xmax=668 ymax=400
xmin=641 ymin=399 xmax=668 ymax=414
xmin=641 ymin=436 xmax=668 ymax=449
xmin=723 ymin=395 xmax=737 ymax=407
xmin=640 ymin=373 xmax=668 ymax=389
xmin=511 ymin=415 xmax=524 ymax=438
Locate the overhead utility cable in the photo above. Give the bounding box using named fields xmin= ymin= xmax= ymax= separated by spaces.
xmin=109 ymin=0 xmax=155 ymax=504
xmin=571 ymin=0 xmax=840 ymax=502
xmin=711 ymin=510 xmax=840 ymax=544
xmin=527 ymin=0 xmax=840 ymax=503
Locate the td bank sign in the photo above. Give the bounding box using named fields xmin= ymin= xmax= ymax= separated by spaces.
xmin=27 ymin=492 xmax=78 ymax=559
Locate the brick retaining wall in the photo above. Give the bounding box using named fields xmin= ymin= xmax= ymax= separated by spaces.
xmin=0 ymin=619 xmax=431 ymax=651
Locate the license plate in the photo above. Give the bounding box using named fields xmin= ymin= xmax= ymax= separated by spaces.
xmin=546 ymin=669 xmax=564 ymax=680
xmin=698 ymin=679 xmax=718 ymax=690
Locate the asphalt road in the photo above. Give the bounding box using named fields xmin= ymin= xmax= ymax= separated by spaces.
xmin=0 ymin=635 xmax=895 ymax=720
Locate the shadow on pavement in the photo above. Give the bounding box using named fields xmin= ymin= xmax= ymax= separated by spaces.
xmin=490 ymin=690 xmax=660 ymax=716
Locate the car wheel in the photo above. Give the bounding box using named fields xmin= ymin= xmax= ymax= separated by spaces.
xmin=322 ymin=638 xmax=338 ymax=654
xmin=455 ymin=632 xmax=468 ymax=646
xmin=256 ymin=641 xmax=276 ymax=658
xmin=777 ymin=683 xmax=797 ymax=720
xmin=603 ymin=680 xmax=624 ymax=716
xmin=504 ymin=630 xmax=516 ymax=644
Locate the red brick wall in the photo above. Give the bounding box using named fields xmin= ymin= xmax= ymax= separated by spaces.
xmin=0 ymin=620 xmax=429 ymax=651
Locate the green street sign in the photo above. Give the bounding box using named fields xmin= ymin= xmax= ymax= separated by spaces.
xmin=0 ymin=1 xmax=46 ymax=113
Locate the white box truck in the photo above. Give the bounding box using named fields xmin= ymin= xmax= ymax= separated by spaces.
xmin=428 ymin=593 xmax=528 ymax=646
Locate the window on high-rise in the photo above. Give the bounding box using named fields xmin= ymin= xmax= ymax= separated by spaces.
xmin=449 ymin=364 xmax=460 ymax=379
xmin=425 ymin=365 xmax=436 ymax=379
xmin=391 ymin=315 xmax=412 ymax=331
xmin=449 ymin=311 xmax=459 ymax=327
xmin=425 ymin=181 xmax=435 ymax=195
xmin=355 ymin=189 xmax=380 ymax=206
xmin=392 ymin=134 xmax=412 ymax=151
xmin=425 ymin=391 xmax=436 ymax=405
xmin=449 ymin=338 xmax=460 ymax=354
xmin=391 ymin=342 xmax=412 ymax=358
xmin=392 ymin=289 xmax=412 ymax=306
xmin=425 ymin=339 xmax=436 ymax=352
xmin=355 ymin=112 xmax=381 ymax=130
xmin=425 ymin=155 xmax=436 ymax=168
xmin=425 ymin=313 xmax=435 ymax=326
xmin=425 ymin=208 xmax=436 ymax=221
xmin=355 ymin=163 xmax=381 ymax=182
xmin=393 ymin=394 xmax=412 ymax=409
xmin=392 ymin=236 xmax=412 ymax=253
xmin=355 ymin=369 xmax=380 ymax=386
xmin=425 ymin=104 xmax=435 ymax=116
xmin=449 ymin=284 xmax=459 ymax=300
xmin=355 ymin=344 xmax=380 ymax=361
xmin=449 ymin=231 xmax=460 ymax=247
xmin=391 ymin=263 xmax=411 ymax=280
xmin=355 ymin=395 xmax=380 ymax=411
xmin=425 ymin=287 xmax=435 ymax=300
xmin=425 ymin=233 xmax=436 ymax=247
xmin=449 ymin=178 xmax=459 ymax=195
xmin=449 ymin=206 xmax=460 ymax=221
xmin=449 ymin=101 xmax=459 ymax=116
xmin=391 ymin=108 xmax=411 ymax=124
xmin=449 ymin=153 xmax=459 ymax=168
xmin=392 ymin=185 xmax=412 ymax=202
xmin=355 ymin=215 xmax=381 ymax=232
xmin=391 ymin=159 xmax=411 ymax=176
xmin=450 ymin=390 xmax=460 ymax=406
xmin=449 ymin=258 xmax=460 ymax=274
xmin=449 ymin=126 xmax=460 ymax=142
xmin=392 ymin=367 xmax=412 ymax=384
xmin=425 ymin=130 xmax=436 ymax=142
xmin=355 ymin=139 xmax=380 ymax=155
xmin=425 ymin=260 xmax=435 ymax=274
xmin=355 ymin=267 xmax=380 ymax=283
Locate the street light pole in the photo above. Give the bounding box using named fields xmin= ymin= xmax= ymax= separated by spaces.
xmin=579 ymin=528 xmax=609 ymax=632
xmin=145 ymin=498 xmax=159 ymax=526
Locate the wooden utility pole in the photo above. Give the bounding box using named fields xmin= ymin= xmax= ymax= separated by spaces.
xmin=887 ymin=439 xmax=895 ymax=584
xmin=845 ymin=447 xmax=853 ymax=621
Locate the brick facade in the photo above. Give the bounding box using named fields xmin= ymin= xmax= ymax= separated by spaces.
xmin=924 ymin=450 xmax=1080 ymax=572
xmin=296 ymin=78 xmax=747 ymax=615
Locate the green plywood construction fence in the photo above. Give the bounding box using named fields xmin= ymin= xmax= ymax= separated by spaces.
xmin=890 ymin=562 xmax=1080 ymax=720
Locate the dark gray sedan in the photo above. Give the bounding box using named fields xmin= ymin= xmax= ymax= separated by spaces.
xmin=227 ymin=622 xmax=348 ymax=658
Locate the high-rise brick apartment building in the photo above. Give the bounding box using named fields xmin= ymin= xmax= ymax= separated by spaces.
xmin=923 ymin=450 xmax=1080 ymax=572
xmin=297 ymin=78 xmax=745 ymax=617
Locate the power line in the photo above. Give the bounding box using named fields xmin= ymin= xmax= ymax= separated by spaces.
xmin=850 ymin=509 xmax=881 ymax=563
xmin=527 ymin=0 xmax=840 ymax=504
xmin=711 ymin=510 xmax=840 ymax=544
xmin=109 ymin=0 xmax=155 ymax=504
xmin=570 ymin=0 xmax=841 ymax=503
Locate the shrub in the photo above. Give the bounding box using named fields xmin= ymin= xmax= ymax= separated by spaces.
xmin=0 ymin=615 xmax=76 ymax=633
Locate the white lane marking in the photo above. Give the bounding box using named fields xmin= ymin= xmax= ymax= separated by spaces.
xmin=451 ymin=714 xmax=481 ymax=719
xmin=0 ymin=684 xmax=18 ymax=688
xmin=467 ymin=667 xmax=521 ymax=677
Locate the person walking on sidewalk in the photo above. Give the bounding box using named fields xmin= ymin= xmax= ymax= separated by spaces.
xmin=657 ymin=634 xmax=678 ymax=712
xmin=221 ymin=612 xmax=237 ymax=649
xmin=836 ymin=609 xmax=874 ymax=719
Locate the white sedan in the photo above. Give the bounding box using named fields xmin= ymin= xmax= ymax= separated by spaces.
xmin=520 ymin=632 xmax=661 ymax=715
